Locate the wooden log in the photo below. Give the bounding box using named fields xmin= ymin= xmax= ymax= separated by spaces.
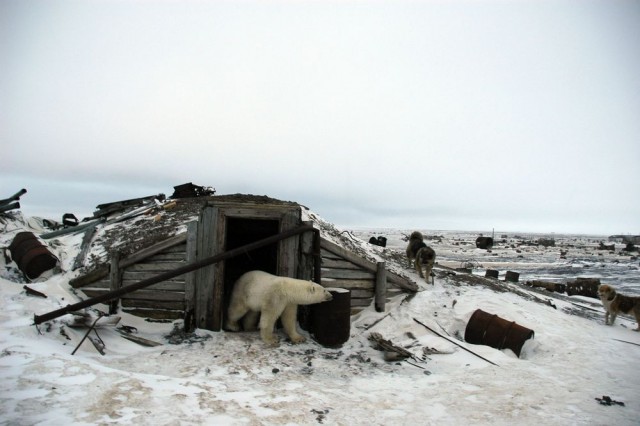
xmin=23 ymin=285 xmax=47 ymax=298
xmin=184 ymin=221 xmax=198 ymax=332
xmin=375 ymin=261 xmax=386 ymax=312
xmin=109 ymin=251 xmax=121 ymax=314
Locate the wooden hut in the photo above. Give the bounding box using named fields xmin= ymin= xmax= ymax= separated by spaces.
xmin=70 ymin=194 xmax=415 ymax=332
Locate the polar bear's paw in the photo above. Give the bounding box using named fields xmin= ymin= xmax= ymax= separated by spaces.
xmin=264 ymin=337 xmax=280 ymax=347
xmin=289 ymin=335 xmax=306 ymax=344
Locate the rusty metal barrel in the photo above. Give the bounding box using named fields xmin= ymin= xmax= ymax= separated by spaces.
xmin=505 ymin=271 xmax=520 ymax=282
xmin=485 ymin=269 xmax=499 ymax=279
xmin=475 ymin=237 xmax=494 ymax=249
xmin=311 ymin=288 xmax=351 ymax=348
xmin=8 ymin=232 xmax=58 ymax=281
xmin=464 ymin=309 xmax=534 ymax=358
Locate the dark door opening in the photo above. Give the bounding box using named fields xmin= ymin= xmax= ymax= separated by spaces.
xmin=223 ymin=217 xmax=280 ymax=318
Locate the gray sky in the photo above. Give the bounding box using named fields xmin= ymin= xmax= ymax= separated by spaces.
xmin=2 ymin=0 xmax=639 ymax=235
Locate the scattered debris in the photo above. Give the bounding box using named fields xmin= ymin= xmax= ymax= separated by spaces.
xmin=117 ymin=329 xmax=162 ymax=347
xmin=0 ymin=189 xmax=26 ymax=215
xmin=171 ymin=182 xmax=215 ymax=199
xmin=595 ymin=395 xmax=625 ymax=407
xmin=368 ymin=332 xmax=414 ymax=362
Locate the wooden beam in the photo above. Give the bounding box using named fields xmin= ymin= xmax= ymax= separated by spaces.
xmin=375 ymin=261 xmax=386 ymax=312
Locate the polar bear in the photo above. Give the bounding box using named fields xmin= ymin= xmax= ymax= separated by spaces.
xmin=226 ymin=270 xmax=333 ymax=346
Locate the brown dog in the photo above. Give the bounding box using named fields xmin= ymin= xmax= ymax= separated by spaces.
xmin=598 ymin=284 xmax=640 ymax=331
xmin=406 ymin=231 xmax=436 ymax=284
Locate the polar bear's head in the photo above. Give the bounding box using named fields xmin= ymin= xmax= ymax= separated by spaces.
xmin=308 ymin=283 xmax=333 ymax=303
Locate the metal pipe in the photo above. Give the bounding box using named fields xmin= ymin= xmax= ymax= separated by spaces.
xmin=34 ymin=224 xmax=316 ymax=325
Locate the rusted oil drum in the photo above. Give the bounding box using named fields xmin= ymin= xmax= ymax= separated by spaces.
xmin=8 ymin=232 xmax=58 ymax=280
xmin=476 ymin=237 xmax=494 ymax=249
xmin=505 ymin=271 xmax=520 ymax=282
xmin=311 ymin=288 xmax=351 ymax=348
xmin=485 ymin=269 xmax=499 ymax=279
xmin=464 ymin=309 xmax=534 ymax=358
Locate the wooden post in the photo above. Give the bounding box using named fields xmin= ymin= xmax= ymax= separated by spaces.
xmin=184 ymin=221 xmax=198 ymax=332
xmin=375 ymin=261 xmax=387 ymax=312
xmin=109 ymin=251 xmax=121 ymax=314
xmin=196 ymin=206 xmax=218 ymax=330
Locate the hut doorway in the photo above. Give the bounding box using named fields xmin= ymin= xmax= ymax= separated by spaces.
xmin=223 ymin=217 xmax=280 ymax=316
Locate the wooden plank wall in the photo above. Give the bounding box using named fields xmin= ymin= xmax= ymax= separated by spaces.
xmin=81 ymin=243 xmax=188 ymax=320
xmin=319 ymin=238 xmax=413 ymax=314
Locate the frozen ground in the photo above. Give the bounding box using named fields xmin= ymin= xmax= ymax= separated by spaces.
xmin=1 ymin=215 xmax=639 ymax=425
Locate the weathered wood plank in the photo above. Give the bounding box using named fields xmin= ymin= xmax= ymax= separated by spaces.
xmin=120 ymin=234 xmax=187 ymax=269
xmin=109 ymin=251 xmax=121 ymax=314
xmin=350 ymin=298 xmax=373 ymax=307
xmin=184 ymin=221 xmax=198 ymax=331
xmin=125 ymin=262 xmax=187 ymax=272
xmin=121 ymin=280 xmax=185 ymax=292
xmin=121 ymin=290 xmax=185 ymax=302
xmin=121 ymin=308 xmax=183 ymax=320
xmin=321 ymin=257 xmax=362 ymax=270
xmin=321 ymin=269 xmax=375 ymax=280
xmin=321 ymin=238 xmax=416 ymax=291
xmin=278 ymin=208 xmax=300 ymax=278
xmin=320 ymin=279 xmax=375 ymax=290
xmin=375 ymin=261 xmax=386 ymax=312
xmin=122 ymin=271 xmax=185 ymax=283
xmin=145 ymin=252 xmax=186 ymax=262
xmin=320 ymin=249 xmax=343 ymax=261
xmin=121 ymin=298 xmax=185 ymax=310
xmin=69 ymin=266 xmax=109 ymax=288
xmin=349 ymin=289 xmax=375 ymax=299
xmin=196 ymin=206 xmax=217 ymax=330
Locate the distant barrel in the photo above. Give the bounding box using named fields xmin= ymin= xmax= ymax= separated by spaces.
xmin=476 ymin=237 xmax=494 ymax=249
xmin=465 ymin=309 xmax=534 ymax=358
xmin=8 ymin=232 xmax=58 ymax=280
xmin=485 ymin=269 xmax=499 ymax=279
xmin=505 ymin=271 xmax=520 ymax=283
xmin=311 ymin=288 xmax=351 ymax=348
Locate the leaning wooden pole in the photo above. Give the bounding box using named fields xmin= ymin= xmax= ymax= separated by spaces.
xmin=34 ymin=224 xmax=317 ymax=325
xmin=413 ymin=317 xmax=499 ymax=367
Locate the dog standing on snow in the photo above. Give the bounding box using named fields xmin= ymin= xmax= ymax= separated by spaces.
xmin=598 ymin=284 xmax=640 ymax=331
xmin=406 ymin=231 xmax=436 ymax=284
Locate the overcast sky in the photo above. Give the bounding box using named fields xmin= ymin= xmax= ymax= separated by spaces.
xmin=2 ymin=0 xmax=639 ymax=235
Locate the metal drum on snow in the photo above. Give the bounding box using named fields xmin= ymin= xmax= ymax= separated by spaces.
xmin=475 ymin=237 xmax=494 ymax=249
xmin=8 ymin=232 xmax=58 ymax=280
xmin=464 ymin=309 xmax=534 ymax=358
xmin=311 ymin=288 xmax=351 ymax=348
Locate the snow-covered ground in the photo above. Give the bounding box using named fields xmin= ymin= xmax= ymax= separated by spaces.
xmin=1 ymin=214 xmax=639 ymax=425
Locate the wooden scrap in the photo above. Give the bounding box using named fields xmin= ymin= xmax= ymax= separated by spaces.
xmin=65 ymin=311 xmax=121 ymax=328
xmin=23 ymin=285 xmax=47 ymax=298
xmin=116 ymin=329 xmax=162 ymax=347
xmin=368 ymin=332 xmax=414 ymax=361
